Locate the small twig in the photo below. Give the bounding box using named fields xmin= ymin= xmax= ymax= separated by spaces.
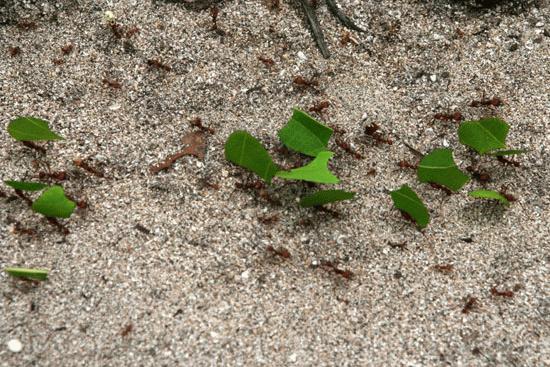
xmin=325 ymin=0 xmax=364 ymax=32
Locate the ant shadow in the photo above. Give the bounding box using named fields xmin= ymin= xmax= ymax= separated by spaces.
xmin=458 ymin=201 xmax=508 ymax=226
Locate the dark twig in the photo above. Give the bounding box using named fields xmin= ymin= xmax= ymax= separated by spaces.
xmin=325 ymin=0 xmax=364 ymax=32
xmin=298 ymin=0 xmax=330 ymax=58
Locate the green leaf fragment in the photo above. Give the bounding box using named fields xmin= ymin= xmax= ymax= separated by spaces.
xmin=458 ymin=117 xmax=508 ymax=154
xmin=32 ymin=186 xmax=76 ymax=218
xmin=390 ymin=184 xmax=430 ymax=229
xmin=275 ymin=151 xmax=339 ymax=184
xmin=417 ymin=148 xmax=469 ymax=191
xmin=468 ymin=189 xmax=510 ymax=205
xmin=4 ymin=180 xmax=48 ymax=192
xmin=7 ymin=116 xmax=64 ymax=141
xmin=300 ymin=189 xmax=355 ymax=207
xmin=224 ymin=131 xmax=280 ymax=184
xmin=488 ymin=149 xmax=528 ymax=156
xmin=278 ymin=108 xmax=333 ymax=157
xmin=5 ymin=267 xmax=48 ymax=281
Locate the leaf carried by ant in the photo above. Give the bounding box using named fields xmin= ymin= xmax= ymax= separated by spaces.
xmin=468 ymin=189 xmax=510 ymax=205
xmin=278 ymin=109 xmax=333 ymax=157
xmin=488 ymin=149 xmax=528 ymax=156
xmin=224 ymin=131 xmax=279 ymax=184
xmin=276 ymin=151 xmax=339 ymax=184
xmin=32 ymin=186 xmax=76 ymax=218
xmin=390 ymin=184 xmax=430 ymax=229
xmin=7 ymin=116 xmax=64 ymax=141
xmin=5 ymin=267 xmax=48 ymax=281
xmin=417 ymin=148 xmax=469 ymax=192
xmin=458 ymin=117 xmax=508 ymax=154
xmin=300 ymin=189 xmax=355 ymax=207
xmin=4 ymin=180 xmax=48 ymax=192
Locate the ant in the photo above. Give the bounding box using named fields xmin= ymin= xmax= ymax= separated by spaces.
xmin=125 ymin=27 xmax=140 ymax=38
xmin=37 ymin=171 xmax=67 ymax=181
xmin=399 ymin=210 xmax=415 ymax=225
xmin=147 ymin=59 xmax=171 ymax=72
xmin=258 ymin=55 xmax=275 ymax=68
xmin=497 ymin=156 xmax=520 ymax=167
xmin=52 ymin=59 xmax=64 ymax=65
xmin=309 ymin=100 xmax=330 ymax=114
xmin=388 ymin=241 xmax=407 ymax=250
xmin=8 ymin=218 xmax=36 ymax=236
xmin=135 ymin=224 xmax=151 ymax=235
xmin=433 ymin=264 xmax=454 ymax=274
xmin=462 ymin=296 xmax=479 ymax=314
xmin=189 ymin=117 xmax=215 ymax=134
xmin=109 ymin=22 xmax=125 ymax=39
xmin=73 ymin=158 xmax=105 ymax=178
xmin=16 ymin=20 xmax=37 ymax=31
xmin=319 ymin=260 xmax=353 ymax=280
xmin=266 ymin=0 xmax=280 ymax=10
xmin=364 ymin=123 xmax=393 ymax=145
xmin=335 ymin=138 xmax=363 ymax=159
xmin=21 ymin=141 xmax=46 ymax=153
xmin=293 ymin=75 xmax=318 ymax=88
xmin=397 ymin=160 xmax=417 ymax=169
xmin=470 ymin=96 xmax=503 ymax=107
xmin=61 ymin=44 xmax=73 ymax=55
xmin=367 ymin=168 xmax=376 ymax=176
xmin=210 ymin=6 xmax=226 ymax=35
xmin=490 ymin=287 xmax=514 ymax=298
xmin=120 ymin=323 xmax=133 ymax=337
xmin=0 ymin=189 xmax=6 ymax=198
xmin=433 ymin=111 xmax=463 ymax=123
xmin=103 ymin=78 xmax=122 ymax=89
xmin=8 ymin=46 xmax=21 ymax=57
xmin=430 ymin=183 xmax=453 ymax=196
xmin=258 ymin=213 xmax=280 ymax=225
xmin=266 ymin=245 xmax=291 ymax=259
xmin=498 ymin=186 xmax=517 ymax=202
xmin=466 ymin=166 xmax=491 ymax=183
xmin=340 ymin=31 xmax=358 ymax=46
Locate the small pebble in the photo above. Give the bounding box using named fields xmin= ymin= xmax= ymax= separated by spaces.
xmin=7 ymin=339 xmax=22 ymax=353
xmin=430 ymin=74 xmax=437 ymax=82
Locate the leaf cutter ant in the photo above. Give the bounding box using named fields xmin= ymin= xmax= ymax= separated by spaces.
xmin=266 ymin=245 xmax=291 ymax=259
xmin=293 ymin=75 xmax=319 ymax=89
xmin=335 ymin=138 xmax=363 ymax=159
xmin=462 ymin=296 xmax=479 ymax=314
xmin=364 ymin=123 xmax=392 ymax=145
xmin=319 ymin=260 xmax=353 ymax=280
xmin=433 ymin=111 xmax=463 ymax=122
xmin=258 ymin=55 xmax=275 ymax=68
xmin=490 ymin=287 xmax=514 ymax=298
xmin=147 ymin=59 xmax=171 ymax=72
xmin=433 ymin=264 xmax=454 ymax=274
xmin=470 ymin=96 xmax=503 ymax=108
xmin=189 ymin=117 xmax=215 ymax=134
xmin=309 ymin=100 xmax=330 ymax=114
xmin=8 ymin=46 xmax=21 ymax=57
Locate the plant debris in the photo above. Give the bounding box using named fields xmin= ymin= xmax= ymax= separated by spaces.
xmin=150 ymin=131 xmax=207 ymax=174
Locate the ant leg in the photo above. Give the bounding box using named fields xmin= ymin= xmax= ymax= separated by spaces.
xmin=325 ymin=0 xmax=364 ymax=32
xmin=298 ymin=0 xmax=330 ymax=58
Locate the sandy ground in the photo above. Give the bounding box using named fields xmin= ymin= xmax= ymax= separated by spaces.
xmin=1 ymin=0 xmax=549 ymax=366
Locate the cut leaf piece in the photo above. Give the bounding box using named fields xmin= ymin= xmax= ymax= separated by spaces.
xmin=278 ymin=109 xmax=333 ymax=157
xmin=300 ymin=189 xmax=355 ymax=207
xmin=4 ymin=180 xmax=48 ymax=192
xmin=488 ymin=149 xmax=528 ymax=156
xmin=417 ymin=148 xmax=469 ymax=191
xmin=5 ymin=267 xmax=48 ymax=281
xmin=390 ymin=184 xmax=430 ymax=229
xmin=275 ymin=151 xmax=339 ymax=184
xmin=32 ymin=186 xmax=76 ymax=218
xmin=7 ymin=116 xmax=64 ymax=141
xmin=458 ymin=117 xmax=508 ymax=154
xmin=468 ymin=189 xmax=510 ymax=205
xmin=224 ymin=131 xmax=279 ymax=184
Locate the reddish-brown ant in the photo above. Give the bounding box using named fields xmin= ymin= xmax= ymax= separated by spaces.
xmin=109 ymin=22 xmax=125 ymax=38
xmin=103 ymin=78 xmax=122 ymax=89
xmin=0 ymin=189 xmax=6 ymax=198
xmin=367 ymin=168 xmax=376 ymax=176
xmin=37 ymin=171 xmax=67 ymax=181
xmin=120 ymin=323 xmax=133 ymax=337
xmin=16 ymin=20 xmax=37 ymax=31
xmin=498 ymin=187 xmax=517 ymax=202
xmin=434 ymin=111 xmax=463 ymax=122
xmin=8 ymin=46 xmax=21 ymax=57
xmin=21 ymin=141 xmax=46 ymax=153
xmin=397 ymin=160 xmax=417 ymax=169
xmin=470 ymin=96 xmax=503 ymax=107
xmin=309 ymin=100 xmax=330 ymax=113
xmin=430 ymin=182 xmax=453 ymax=195
xmin=258 ymin=214 xmax=280 ymax=225
xmin=466 ymin=166 xmax=491 ymax=183
xmin=73 ymin=158 xmax=105 ymax=178
xmin=189 ymin=117 xmax=215 ymax=134
xmin=209 ymin=6 xmax=226 ymax=35
xmin=266 ymin=0 xmax=280 ymax=10
xmin=147 ymin=59 xmax=171 ymax=72
xmin=52 ymin=58 xmax=64 ymax=65
xmin=125 ymin=27 xmax=140 ymax=38
xmin=335 ymin=138 xmax=363 ymax=159
xmin=462 ymin=296 xmax=479 ymax=314
xmin=61 ymin=44 xmax=74 ymax=55
xmin=497 ymin=156 xmax=520 ymax=167
xmin=293 ymin=75 xmax=318 ymax=88
xmin=433 ymin=264 xmax=454 ymax=274
xmin=490 ymin=287 xmax=514 ymax=298
xmin=9 ymin=218 xmax=36 ymax=236
xmin=266 ymin=245 xmax=291 ymax=259
xmin=258 ymin=55 xmax=275 ymax=68
xmin=319 ymin=260 xmax=353 ymax=280
xmin=364 ymin=123 xmax=392 ymax=145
